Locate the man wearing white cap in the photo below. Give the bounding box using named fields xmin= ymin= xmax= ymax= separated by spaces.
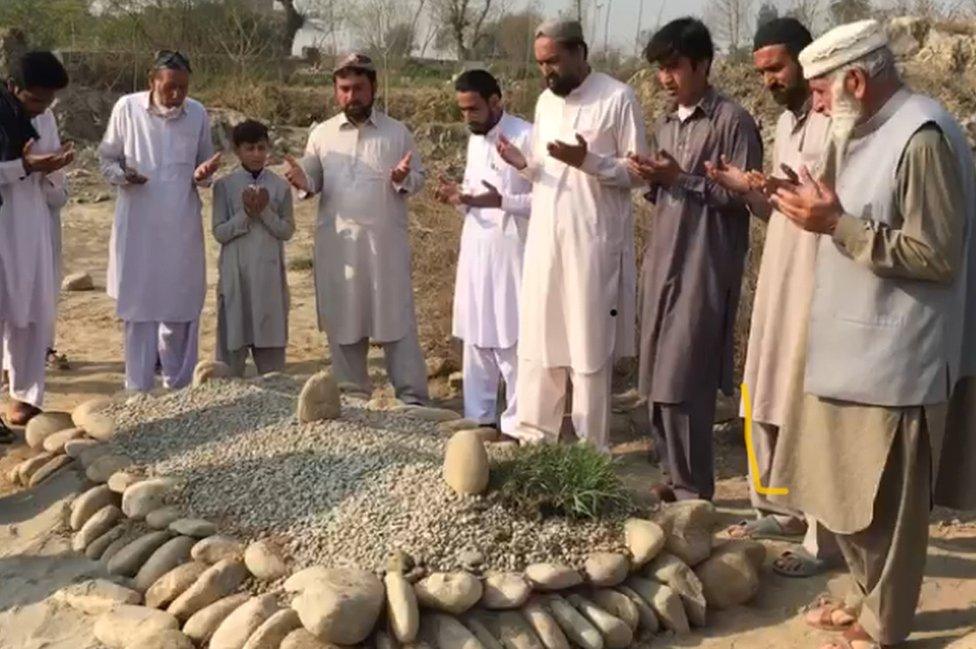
xmin=284 ymin=53 xmax=428 ymax=404
xmin=767 ymin=19 xmax=976 ymax=649
xmin=495 ymin=19 xmax=648 ymax=451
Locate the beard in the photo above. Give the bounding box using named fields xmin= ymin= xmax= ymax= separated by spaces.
xmin=820 ymin=76 xmax=864 ymax=184
xmin=343 ymin=101 xmax=373 ymax=123
xmin=769 ymin=82 xmax=805 ymax=110
xmin=546 ymin=72 xmax=581 ymax=97
xmin=466 ymin=110 xmax=502 ymax=136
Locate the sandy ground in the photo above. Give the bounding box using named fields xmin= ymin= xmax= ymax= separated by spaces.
xmin=0 ymin=169 xmax=974 ymax=648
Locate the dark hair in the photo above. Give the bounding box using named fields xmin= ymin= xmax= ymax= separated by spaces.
xmin=332 ymin=67 xmax=377 ymax=86
xmin=559 ymin=38 xmax=589 ymax=61
xmin=232 ymin=119 xmax=270 ymax=146
xmin=753 ymin=18 xmax=813 ymax=59
xmin=644 ymin=17 xmax=714 ymax=70
xmin=152 ymin=49 xmax=192 ymax=74
xmin=454 ymin=69 xmax=501 ymax=102
xmin=12 ymin=51 xmax=69 ymax=91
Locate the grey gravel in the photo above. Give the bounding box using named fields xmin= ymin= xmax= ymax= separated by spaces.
xmin=101 ymin=375 xmax=626 ymax=575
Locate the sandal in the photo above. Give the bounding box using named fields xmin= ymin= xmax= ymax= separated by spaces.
xmin=803 ymin=594 xmax=857 ymax=632
xmin=6 ymin=401 xmax=41 ymax=426
xmin=819 ymin=625 xmax=884 ymax=649
xmin=774 ymin=548 xmax=828 ymax=578
xmin=46 ymin=348 xmax=70 ymax=370
xmin=727 ymin=515 xmax=807 ymax=541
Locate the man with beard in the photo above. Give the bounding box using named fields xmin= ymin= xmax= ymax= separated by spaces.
xmin=284 ymin=53 xmax=428 ymax=404
xmin=767 ymin=20 xmax=976 ymax=649
xmin=630 ymin=18 xmax=762 ymax=501
xmin=99 ymin=50 xmax=221 ymax=393
xmin=435 ymin=70 xmax=531 ymax=434
xmin=495 ymin=20 xmax=648 ymax=451
xmin=706 ymin=18 xmax=840 ymax=578
xmin=0 ymin=51 xmax=72 ymax=434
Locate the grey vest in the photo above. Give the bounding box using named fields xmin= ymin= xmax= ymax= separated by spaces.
xmin=805 ymin=92 xmax=975 ymax=406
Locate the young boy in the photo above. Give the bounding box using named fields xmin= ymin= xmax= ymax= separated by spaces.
xmin=212 ymin=119 xmax=294 ymax=377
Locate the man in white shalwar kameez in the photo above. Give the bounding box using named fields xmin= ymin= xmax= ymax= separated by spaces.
xmin=496 ymin=21 xmax=648 ymax=451
xmin=99 ymin=51 xmax=221 ymax=393
xmin=0 ymin=52 xmax=72 ymax=430
xmin=436 ymin=70 xmax=532 ymax=434
xmin=285 ymin=53 xmax=428 ymax=404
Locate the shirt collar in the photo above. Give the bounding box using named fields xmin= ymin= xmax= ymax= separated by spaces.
xmin=241 ymin=165 xmax=264 ymax=181
xmin=852 ymin=87 xmax=910 ymax=140
xmin=142 ymin=91 xmax=187 ymax=119
xmin=668 ymin=86 xmax=719 ymax=122
xmin=338 ymin=109 xmax=379 ymax=129
xmin=790 ymin=96 xmax=814 ymax=132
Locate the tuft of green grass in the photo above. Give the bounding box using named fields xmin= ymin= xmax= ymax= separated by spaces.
xmin=492 ymin=443 xmax=632 ymax=520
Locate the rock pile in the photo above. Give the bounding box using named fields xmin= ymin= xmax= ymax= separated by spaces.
xmin=26 ymin=370 xmax=766 ymax=648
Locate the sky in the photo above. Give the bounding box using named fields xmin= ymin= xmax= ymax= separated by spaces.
xmin=294 ymin=0 xmax=712 ymax=58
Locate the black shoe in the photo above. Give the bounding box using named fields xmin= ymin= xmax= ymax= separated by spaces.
xmin=0 ymin=418 xmax=14 ymax=444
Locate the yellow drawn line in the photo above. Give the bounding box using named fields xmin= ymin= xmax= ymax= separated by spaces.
xmin=740 ymin=382 xmax=789 ymax=496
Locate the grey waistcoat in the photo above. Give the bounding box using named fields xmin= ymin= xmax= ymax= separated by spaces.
xmin=805 ymin=92 xmax=975 ymax=406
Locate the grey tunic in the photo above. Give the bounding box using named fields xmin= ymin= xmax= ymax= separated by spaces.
xmin=212 ymin=167 xmax=294 ymax=351
xmin=638 ymin=88 xmax=763 ymax=402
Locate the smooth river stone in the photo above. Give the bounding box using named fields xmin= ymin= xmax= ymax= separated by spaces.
xmin=146 ymin=561 xmax=209 ymax=609
xmin=73 ymin=505 xmax=123 ymax=551
xmin=183 ymin=593 xmax=251 ymax=644
xmin=582 ymin=553 xmax=629 ymax=587
xmin=168 ymin=558 xmax=248 ymax=621
xmin=85 ymin=524 xmax=129 ymax=560
xmin=71 ymin=485 xmax=117 ymax=531
xmin=415 ymin=571 xmax=483 ymax=615
xmin=134 ymin=535 xmax=197 ymax=591
xmin=108 ymin=530 xmax=175 ymax=577
xmin=481 ymin=573 xmax=531 ymax=610
xmin=86 ymin=455 xmax=133 ymax=483
xmin=442 ymin=429 xmax=490 ymax=496
xmin=28 ymin=455 xmax=73 ymax=486
xmin=122 ymin=478 xmax=178 ymax=519
xmin=524 ymin=563 xmax=582 ymax=591
xmin=169 ymin=518 xmax=217 ymax=538
xmin=241 ymin=609 xmax=301 ymax=649
xmin=146 ymin=506 xmax=183 ymax=530
xmin=58 ymin=578 xmax=142 ymax=615
xmin=93 ymin=605 xmax=179 ymax=649
xmin=209 ymin=593 xmax=280 ymax=649
xmin=42 ymin=427 xmax=85 ymax=453
xmin=24 ymin=411 xmax=74 ymax=449
xmin=191 ymin=535 xmax=245 ymax=564
xmin=384 ymin=570 xmax=419 ymax=642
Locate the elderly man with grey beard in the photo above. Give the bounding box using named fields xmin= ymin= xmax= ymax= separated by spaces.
xmin=766 ymin=20 xmax=976 ymax=649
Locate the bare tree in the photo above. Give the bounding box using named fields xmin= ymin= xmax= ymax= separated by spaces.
xmin=705 ymin=0 xmax=754 ymax=54
xmin=215 ymin=1 xmax=276 ymax=72
xmin=346 ymin=0 xmax=426 ymax=109
xmin=431 ymin=0 xmax=502 ymax=61
xmin=784 ymin=0 xmax=824 ymax=31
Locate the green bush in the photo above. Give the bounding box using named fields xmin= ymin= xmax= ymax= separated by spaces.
xmin=492 ymin=443 xmax=633 ymax=520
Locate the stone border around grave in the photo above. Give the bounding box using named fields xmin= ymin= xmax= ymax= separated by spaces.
xmin=27 ymin=366 xmax=766 ymax=649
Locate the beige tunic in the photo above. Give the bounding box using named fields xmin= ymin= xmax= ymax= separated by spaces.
xmin=771 ymin=121 xmax=967 ymax=534
xmin=299 ymin=110 xmax=425 ymax=345
xmin=742 ymin=108 xmax=830 ymax=426
xmin=212 ymin=167 xmax=294 ymax=351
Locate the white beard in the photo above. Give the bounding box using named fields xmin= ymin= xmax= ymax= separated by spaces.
xmin=151 ymin=93 xmax=185 ymax=120
xmin=821 ymin=75 xmax=864 ymax=184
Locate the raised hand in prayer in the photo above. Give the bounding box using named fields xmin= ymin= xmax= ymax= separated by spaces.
xmin=194 ymin=152 xmax=222 ymax=183
xmin=434 ymin=175 xmax=462 ymax=206
xmin=242 ymin=185 xmax=269 ymax=217
xmin=461 ymin=181 xmax=503 ymax=209
xmin=704 ymin=154 xmax=752 ymax=195
xmin=282 ymin=154 xmax=310 ymax=193
xmin=22 ymin=139 xmax=74 ymax=175
xmin=390 ymin=151 xmax=413 ymax=185
xmin=627 ymin=150 xmax=683 ymax=187
xmin=771 ymin=166 xmax=843 ymax=234
xmin=547 ymin=133 xmax=588 ymax=168
xmin=496 ymin=135 xmax=527 ymax=170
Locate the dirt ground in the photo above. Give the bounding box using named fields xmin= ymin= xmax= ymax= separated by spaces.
xmin=0 ymin=165 xmax=974 ymax=649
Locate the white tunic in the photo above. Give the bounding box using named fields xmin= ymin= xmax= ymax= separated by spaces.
xmin=452 ymin=112 xmax=532 ymax=349
xmin=0 ymin=109 xmax=59 ymax=334
xmin=300 ymin=110 xmax=425 ymax=345
xmin=519 ymin=72 xmax=648 ymax=373
xmin=99 ymin=92 xmax=214 ymax=322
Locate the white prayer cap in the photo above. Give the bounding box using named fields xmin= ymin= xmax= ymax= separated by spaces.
xmin=798 ymin=19 xmax=888 ymax=79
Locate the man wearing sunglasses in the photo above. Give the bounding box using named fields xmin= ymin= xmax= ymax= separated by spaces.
xmin=98 ymin=50 xmax=221 ymax=393
xmin=0 ymin=51 xmax=72 ymax=439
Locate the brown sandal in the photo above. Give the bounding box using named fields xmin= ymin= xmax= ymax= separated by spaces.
xmin=803 ymin=594 xmax=857 ymax=632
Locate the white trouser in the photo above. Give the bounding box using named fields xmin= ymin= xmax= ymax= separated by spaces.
xmin=124 ymin=320 xmax=199 ymax=392
xmin=513 ymin=357 xmax=612 ymax=452
xmin=0 ymin=321 xmax=46 ymax=407
xmin=463 ymin=343 xmax=517 ymax=433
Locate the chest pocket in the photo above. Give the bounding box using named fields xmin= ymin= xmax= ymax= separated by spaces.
xmin=163 ymin=131 xmax=197 ymax=182
xmin=575 ymin=106 xmax=617 ymax=157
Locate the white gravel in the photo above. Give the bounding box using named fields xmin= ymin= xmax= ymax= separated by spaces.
xmin=103 ymin=375 xmax=627 ymax=575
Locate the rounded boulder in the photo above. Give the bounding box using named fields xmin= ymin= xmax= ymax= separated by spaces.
xmin=442 ymin=429 xmax=489 ymax=496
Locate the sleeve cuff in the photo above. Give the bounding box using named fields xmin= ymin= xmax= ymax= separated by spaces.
xmin=580 ymin=151 xmax=602 ymax=176
xmin=831 ymin=213 xmax=863 ymax=250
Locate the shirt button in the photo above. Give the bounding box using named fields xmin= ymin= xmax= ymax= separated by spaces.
xmin=610 ymin=309 xmax=618 ymax=317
